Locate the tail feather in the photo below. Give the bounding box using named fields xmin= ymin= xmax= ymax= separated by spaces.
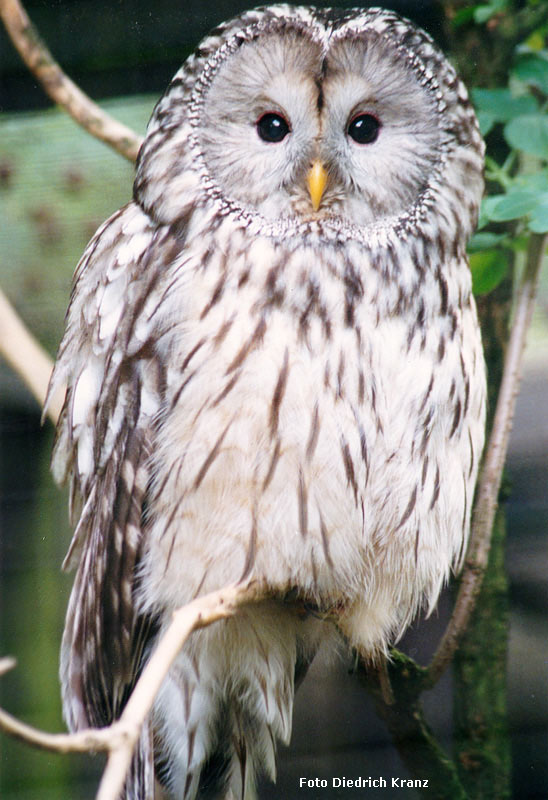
xmin=125 ymin=722 xmax=155 ymax=800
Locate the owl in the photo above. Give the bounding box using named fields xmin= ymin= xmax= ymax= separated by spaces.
xmin=47 ymin=5 xmax=486 ymax=799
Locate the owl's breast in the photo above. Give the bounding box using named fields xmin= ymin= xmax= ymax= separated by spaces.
xmin=139 ymin=231 xmax=485 ymax=637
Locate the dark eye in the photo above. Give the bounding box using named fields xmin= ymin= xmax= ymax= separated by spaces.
xmin=347 ymin=113 xmax=381 ymax=144
xmin=256 ymin=112 xmax=290 ymax=143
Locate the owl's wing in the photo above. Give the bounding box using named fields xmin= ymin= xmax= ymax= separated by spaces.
xmin=47 ymin=202 xmax=178 ymax=793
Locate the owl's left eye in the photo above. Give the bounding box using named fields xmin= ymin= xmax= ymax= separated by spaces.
xmin=256 ymin=113 xmax=290 ymax=143
xmin=347 ymin=113 xmax=381 ymax=144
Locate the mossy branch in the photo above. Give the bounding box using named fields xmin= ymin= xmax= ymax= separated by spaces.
xmin=358 ymin=652 xmax=467 ymax=799
xmin=426 ymin=232 xmax=547 ymax=686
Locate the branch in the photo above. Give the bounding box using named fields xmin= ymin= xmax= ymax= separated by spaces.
xmin=426 ymin=232 xmax=547 ymax=686
xmin=0 ymin=580 xmax=265 ymax=800
xmin=0 ymin=656 xmax=115 ymax=752
xmin=0 ymin=0 xmax=144 ymax=422
xmin=0 ymin=287 xmax=64 ymax=424
xmin=358 ymin=652 xmax=467 ymax=800
xmin=0 ymin=706 xmax=114 ymax=754
xmin=0 ymin=0 xmax=143 ymax=162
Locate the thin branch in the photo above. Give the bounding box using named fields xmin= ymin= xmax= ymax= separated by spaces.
xmin=0 ymin=655 xmax=114 ymax=752
xmin=0 ymin=287 xmax=64 ymax=424
xmin=0 ymin=657 xmax=17 ymax=677
xmin=0 ymin=0 xmax=143 ymax=162
xmin=0 ymin=705 xmax=116 ymax=754
xmin=0 ymin=0 xmax=143 ymax=422
xmin=358 ymin=653 xmax=467 ymax=800
xmin=97 ymin=579 xmax=264 ymax=800
xmin=0 ymin=580 xmax=265 ymax=800
xmin=426 ymin=232 xmax=547 ymax=686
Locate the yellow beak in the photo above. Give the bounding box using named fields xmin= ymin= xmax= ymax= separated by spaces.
xmin=307 ymin=161 xmax=328 ymax=212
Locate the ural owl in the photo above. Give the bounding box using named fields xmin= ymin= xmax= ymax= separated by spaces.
xmin=48 ymin=5 xmax=486 ymax=799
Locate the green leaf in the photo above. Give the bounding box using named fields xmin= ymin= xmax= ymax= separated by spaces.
xmin=521 ymin=33 xmax=546 ymax=53
xmin=471 ymin=89 xmax=538 ymax=122
xmin=473 ymin=0 xmax=507 ymax=23
xmin=504 ymin=114 xmax=548 ymax=158
xmin=468 ymin=232 xmax=507 ymax=251
xmin=473 ymin=0 xmax=508 ymax=23
xmin=513 ymin=55 xmax=548 ymax=94
xmin=506 ymin=234 xmax=529 ymax=252
xmin=474 ymin=6 xmax=496 ymax=23
xmin=529 ymin=198 xmax=548 ymax=232
xmin=470 ymin=249 xmax=509 ymax=295
xmin=478 ymin=195 xmax=506 ymax=228
xmin=514 ymin=170 xmax=548 ymax=192
xmin=485 ymin=188 xmax=548 ymax=229
xmin=488 ymin=191 xmax=539 ymax=221
xmin=452 ymin=7 xmax=477 ymax=26
xmin=478 ymin=111 xmax=496 ymax=136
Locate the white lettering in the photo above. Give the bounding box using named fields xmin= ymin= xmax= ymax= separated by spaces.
xmin=300 ymin=778 xmax=326 ymax=788
xmin=392 ymin=778 xmax=429 ymax=788
xmin=331 ymin=776 xmax=388 ymax=788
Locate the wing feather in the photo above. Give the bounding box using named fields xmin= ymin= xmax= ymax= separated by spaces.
xmin=49 ymin=201 xmax=183 ymax=798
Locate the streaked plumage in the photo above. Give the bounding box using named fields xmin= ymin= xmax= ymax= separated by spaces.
xmin=48 ymin=5 xmax=486 ymax=798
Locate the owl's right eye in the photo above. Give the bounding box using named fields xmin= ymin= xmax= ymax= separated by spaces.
xmin=256 ymin=113 xmax=290 ymax=143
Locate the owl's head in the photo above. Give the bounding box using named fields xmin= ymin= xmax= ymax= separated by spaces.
xmin=135 ymin=5 xmax=484 ymax=243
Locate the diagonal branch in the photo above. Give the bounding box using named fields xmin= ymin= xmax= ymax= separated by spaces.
xmin=0 ymin=0 xmax=144 ymax=419
xmin=97 ymin=580 xmax=265 ymax=800
xmin=0 ymin=580 xmax=265 ymax=800
xmin=358 ymin=652 xmax=467 ymax=799
xmin=426 ymin=232 xmax=547 ymax=686
xmin=0 ymin=0 xmax=143 ymax=162
xmin=0 ymin=287 xmax=64 ymax=424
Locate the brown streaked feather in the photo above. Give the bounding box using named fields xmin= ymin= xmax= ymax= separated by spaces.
xmin=269 ymin=349 xmax=289 ymax=437
xmin=305 ymin=402 xmax=320 ymax=462
xmin=192 ymin=419 xmax=233 ymax=490
xmin=297 ymin=469 xmax=308 ymax=538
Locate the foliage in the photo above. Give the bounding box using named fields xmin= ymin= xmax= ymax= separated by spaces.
xmin=466 ymin=5 xmax=548 ymax=295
